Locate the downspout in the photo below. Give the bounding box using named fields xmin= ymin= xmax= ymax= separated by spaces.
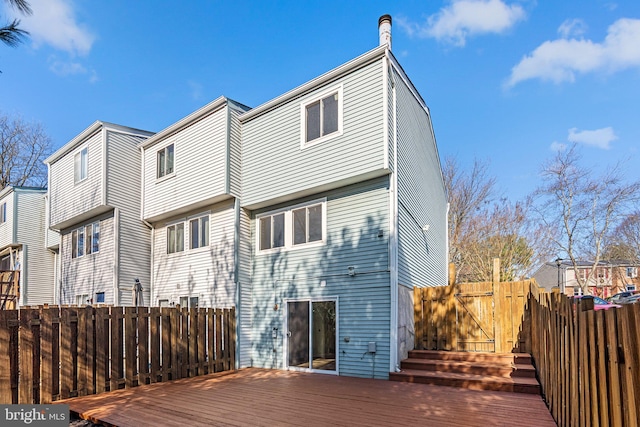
xmin=113 ymin=208 xmax=120 ymax=305
xmin=139 ymin=145 xmax=155 ymax=305
xmin=234 ymin=197 xmax=241 ymax=369
xmin=387 ymin=53 xmax=400 ymax=373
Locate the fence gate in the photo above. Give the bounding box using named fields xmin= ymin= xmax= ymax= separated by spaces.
xmin=414 ymin=279 xmax=533 ymax=354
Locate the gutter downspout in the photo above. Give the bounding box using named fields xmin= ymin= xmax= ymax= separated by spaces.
xmin=139 ymin=145 xmax=155 ymax=305
xmin=387 ymin=52 xmax=400 ymax=374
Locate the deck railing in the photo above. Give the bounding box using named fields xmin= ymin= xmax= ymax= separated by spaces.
xmin=0 ymin=305 xmax=236 ymax=404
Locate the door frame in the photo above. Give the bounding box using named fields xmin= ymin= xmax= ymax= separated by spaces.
xmin=283 ymin=296 xmax=339 ymax=375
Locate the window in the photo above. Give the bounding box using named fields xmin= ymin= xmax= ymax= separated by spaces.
xmin=74 ymin=147 xmax=88 ymax=183
xmin=260 ymin=213 xmax=285 ymax=251
xmin=293 ymin=204 xmax=323 ymax=245
xmin=95 ymin=292 xmax=105 ymax=303
xmin=302 ymin=86 xmax=342 ymax=146
xmin=75 ymin=294 xmax=89 ymax=305
xmin=189 ymin=214 xmax=210 ymax=249
xmin=167 ymin=222 xmax=184 ymax=254
xmin=158 ymin=299 xmax=170 ymax=308
xmin=71 ymin=227 xmax=85 ymax=259
xmin=157 ymin=144 xmax=174 ymax=178
xmin=0 ymin=203 xmax=6 ymax=224
xmin=626 ymin=267 xmax=637 ymax=278
xmin=627 ymin=285 xmax=637 ymax=292
xmin=85 ymin=222 xmax=100 ymax=255
xmin=257 ymin=200 xmax=326 ymax=253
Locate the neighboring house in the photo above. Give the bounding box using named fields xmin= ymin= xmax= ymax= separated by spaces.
xmin=239 ymin=16 xmax=448 ymax=378
xmin=45 ymin=121 xmax=154 ymax=306
xmin=533 ymin=259 xmax=640 ymax=297
xmin=0 ymin=186 xmax=58 ymax=306
xmin=139 ymin=97 xmax=250 ymax=310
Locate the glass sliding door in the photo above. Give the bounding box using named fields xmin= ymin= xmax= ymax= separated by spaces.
xmin=286 ymin=299 xmax=337 ymax=373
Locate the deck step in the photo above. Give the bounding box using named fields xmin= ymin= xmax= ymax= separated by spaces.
xmin=400 ymin=358 xmax=536 ymax=378
xmin=390 ymin=369 xmax=541 ymax=394
xmin=392 ymin=350 xmax=541 ymax=395
xmin=408 ymin=350 xmax=532 ymax=365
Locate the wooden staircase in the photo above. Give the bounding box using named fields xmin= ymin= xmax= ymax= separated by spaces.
xmin=390 ymin=350 xmax=541 ymax=395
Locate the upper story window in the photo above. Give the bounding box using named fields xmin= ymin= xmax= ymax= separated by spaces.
xmin=627 ymin=267 xmax=638 ymax=278
xmin=257 ymin=199 xmax=326 ymax=253
xmin=157 ymin=144 xmax=175 ymax=179
xmin=167 ymin=222 xmax=184 ymax=254
xmin=0 ymin=203 xmax=6 ymax=224
xmin=95 ymin=292 xmax=105 ymax=303
xmin=301 ymin=86 xmax=343 ymax=147
xmin=189 ymin=214 xmax=210 ymax=249
xmin=74 ymin=147 xmax=88 ymax=183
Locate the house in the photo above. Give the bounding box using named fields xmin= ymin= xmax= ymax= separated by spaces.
xmin=533 ymin=259 xmax=640 ymax=297
xmin=139 ymin=97 xmax=250 ymax=310
xmin=45 ymin=121 xmax=154 ymax=306
xmin=238 ymin=15 xmax=448 ymax=378
xmin=0 ymin=186 xmax=58 ymax=307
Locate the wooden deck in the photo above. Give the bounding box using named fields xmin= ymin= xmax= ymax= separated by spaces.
xmin=60 ymin=368 xmax=556 ymax=426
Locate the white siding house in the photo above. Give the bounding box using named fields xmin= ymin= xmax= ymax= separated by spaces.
xmin=0 ymin=186 xmax=57 ymax=306
xmin=239 ymin=17 xmax=447 ymax=379
xmin=140 ymin=97 xmax=249 ymax=311
xmin=45 ymin=121 xmax=153 ymax=305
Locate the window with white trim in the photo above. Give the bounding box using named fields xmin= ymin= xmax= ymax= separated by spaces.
xmin=257 ymin=200 xmax=326 ymax=253
xmin=71 ymin=227 xmax=85 ymax=259
xmin=76 ymin=294 xmax=89 ymax=305
xmin=167 ymin=222 xmax=184 ymax=254
xmin=0 ymin=203 xmax=6 ymax=224
xmin=85 ymin=222 xmax=100 ymax=255
xmin=301 ymin=86 xmax=342 ymax=146
xmin=157 ymin=143 xmax=174 ymax=178
xmin=74 ymin=147 xmax=88 ymax=183
xmin=189 ymin=214 xmax=209 ymax=249
xmin=627 ymin=267 xmax=638 ymax=278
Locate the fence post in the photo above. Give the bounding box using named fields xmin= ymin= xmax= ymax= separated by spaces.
xmin=413 ymin=287 xmax=423 ymax=350
xmin=492 ymin=258 xmax=504 ymax=353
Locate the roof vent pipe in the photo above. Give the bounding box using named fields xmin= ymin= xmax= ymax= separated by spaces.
xmin=379 ymin=14 xmax=392 ymax=49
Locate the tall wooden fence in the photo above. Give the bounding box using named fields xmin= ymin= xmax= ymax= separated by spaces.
xmin=414 ymin=279 xmax=532 ymax=353
xmin=0 ymin=305 xmax=236 ymax=404
xmin=530 ymin=287 xmax=640 ymax=426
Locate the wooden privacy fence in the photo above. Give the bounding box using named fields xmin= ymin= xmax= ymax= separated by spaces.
xmin=530 ymin=288 xmax=640 ymax=427
xmin=414 ymin=279 xmax=532 ymax=353
xmin=0 ymin=305 xmax=236 ymax=404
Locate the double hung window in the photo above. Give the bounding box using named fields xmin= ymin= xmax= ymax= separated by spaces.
xmin=0 ymin=203 xmax=6 ymax=224
xmin=157 ymin=144 xmax=174 ymax=179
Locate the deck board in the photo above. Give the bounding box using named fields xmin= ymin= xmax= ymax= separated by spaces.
xmin=59 ymin=368 xmax=556 ymax=426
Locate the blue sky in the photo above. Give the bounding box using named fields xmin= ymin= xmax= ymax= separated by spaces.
xmin=2 ymin=0 xmax=639 ymax=201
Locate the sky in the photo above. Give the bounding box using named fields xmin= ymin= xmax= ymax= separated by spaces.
xmin=1 ymin=0 xmax=640 ymax=202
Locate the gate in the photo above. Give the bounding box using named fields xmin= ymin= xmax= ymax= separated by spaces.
xmin=414 ymin=278 xmax=533 ymax=353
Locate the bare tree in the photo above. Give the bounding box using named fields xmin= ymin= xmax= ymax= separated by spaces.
xmin=1 ymin=0 xmax=31 ymax=47
xmin=603 ymin=211 xmax=640 ymax=262
xmin=444 ymin=156 xmax=495 ymax=276
xmin=0 ymin=111 xmax=52 ymax=189
xmin=534 ymin=144 xmax=640 ymax=293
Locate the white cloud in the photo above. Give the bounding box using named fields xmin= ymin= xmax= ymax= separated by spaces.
xmin=558 ymin=19 xmax=587 ymax=39
xmin=506 ymin=18 xmax=640 ymax=87
xmin=19 ymin=0 xmax=95 ymax=56
xmin=550 ymin=141 xmax=567 ymax=152
xmin=567 ymin=127 xmax=617 ymax=150
xmin=397 ymin=0 xmax=526 ymax=47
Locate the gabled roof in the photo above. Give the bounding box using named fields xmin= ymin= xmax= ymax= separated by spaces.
xmin=44 ymin=121 xmax=154 ymax=165
xmin=140 ymin=97 xmax=251 ymax=150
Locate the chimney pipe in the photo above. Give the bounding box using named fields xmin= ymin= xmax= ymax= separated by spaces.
xmin=378 ymin=14 xmax=392 ymax=49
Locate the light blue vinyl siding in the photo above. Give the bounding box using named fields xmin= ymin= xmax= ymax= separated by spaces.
xmin=249 ymin=177 xmax=391 ymax=379
xmin=242 ymin=59 xmax=387 ymax=209
xmin=394 ymin=68 xmax=448 ymax=288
